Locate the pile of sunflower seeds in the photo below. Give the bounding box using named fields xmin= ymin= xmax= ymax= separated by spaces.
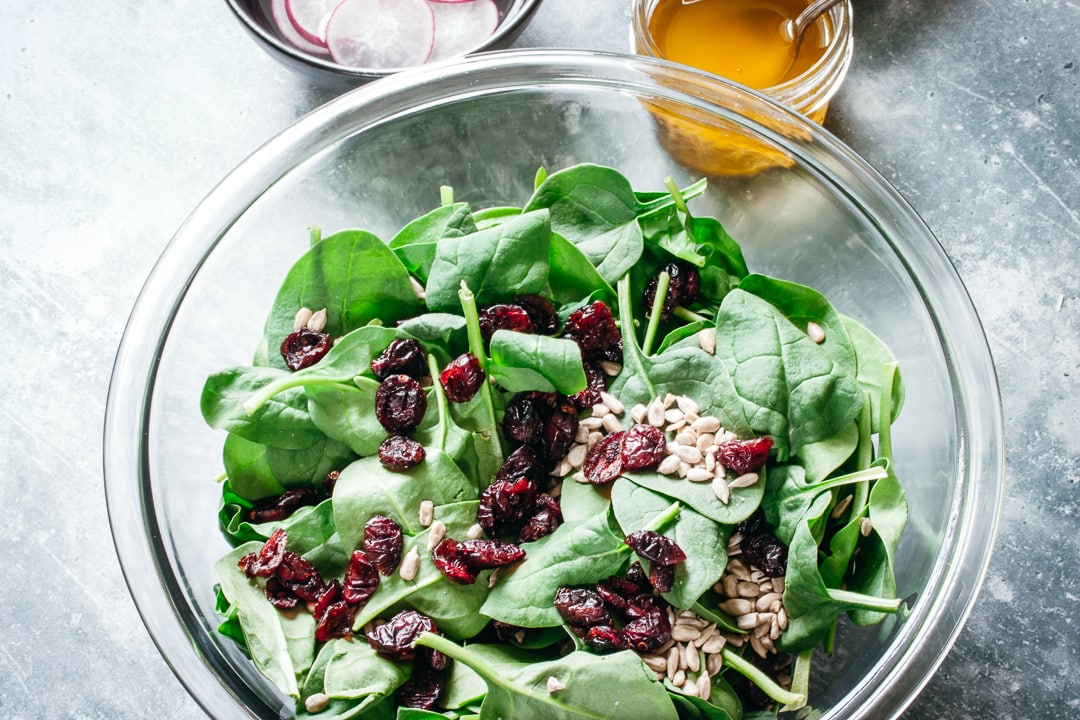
xmin=638 ymin=607 xmax=728 ymax=700
xmin=717 ymin=530 xmax=788 ymax=659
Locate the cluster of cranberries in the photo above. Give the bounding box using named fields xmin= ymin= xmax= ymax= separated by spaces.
xmin=368 ymin=609 xmax=448 ymax=710
xmin=246 ymin=486 xmax=321 ymax=524
xmin=643 ymin=261 xmax=702 ymax=322
xmin=554 ymin=539 xmax=685 ymax=657
xmin=582 ymin=424 xmax=669 ymax=485
xmin=563 ymin=301 xmax=624 ymax=409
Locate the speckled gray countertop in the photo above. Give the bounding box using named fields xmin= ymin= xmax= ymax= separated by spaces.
xmin=1 ymin=0 xmax=1076 ymax=718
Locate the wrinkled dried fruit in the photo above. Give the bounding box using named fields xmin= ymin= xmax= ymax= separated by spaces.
xmin=395 ymin=670 xmax=444 ymax=710
xmin=477 ymin=476 xmax=539 ymax=536
xmin=620 ymin=424 xmax=667 ymax=471
xmin=648 ymin=563 xmax=676 ymax=593
xmin=621 ymin=609 xmax=671 ymax=652
xmin=313 ymin=579 xmax=342 ymax=620
xmin=239 ymin=528 xmax=288 ymax=579
xmin=375 ymin=374 xmax=427 ymax=433
xmin=280 ymin=327 xmax=331 ymax=371
xmin=625 ymin=530 xmax=687 ymax=566
xmin=371 ymin=338 xmax=428 ymax=381
xmin=624 ymin=592 xmax=663 ymax=620
xmin=363 ymin=515 xmax=405 ymax=576
xmin=582 ymin=431 xmax=625 ymax=484
xmin=594 ymin=579 xmax=630 ymax=613
xmin=277 ymin=551 xmax=323 ymax=602
xmin=454 ymin=539 xmax=526 ymax=569
xmin=495 ymin=445 xmax=545 ymax=485
xmin=479 ymin=303 xmax=534 ymax=341
xmin=378 ymin=434 xmax=426 ymax=471
xmin=569 ymin=362 xmax=606 ymax=409
xmin=439 ymin=353 xmax=485 ymax=403
xmin=502 ymin=394 xmax=548 ymax=448
xmin=554 ymin=586 xmax=611 ymax=629
xmin=431 ymin=538 xmax=478 ymax=584
xmin=717 ymin=436 xmax=773 ymax=475
xmin=314 ymin=600 xmax=353 ymax=642
xmin=342 ymin=550 xmax=380 ymax=607
xmin=366 ymin=610 xmax=437 ymax=661
xmin=264 ymin=576 xmax=300 ymax=610
xmin=742 ymin=532 xmax=788 ymax=578
xmin=563 ymin=301 xmax=622 ymax=362
xmin=624 ymin=561 xmax=650 ymax=591
xmin=515 ymin=294 xmax=559 ymax=334
xmin=643 ymin=261 xmax=701 ymax=321
xmin=542 ymin=397 xmax=579 ymax=465
xmin=517 ymin=495 xmax=563 ymax=544
xmin=248 ymin=487 xmax=320 ymax=524
xmin=584 ymin=625 xmax=625 ymax=654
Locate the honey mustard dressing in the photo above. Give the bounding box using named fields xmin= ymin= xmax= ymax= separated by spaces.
xmin=647 ymin=0 xmax=828 ymax=89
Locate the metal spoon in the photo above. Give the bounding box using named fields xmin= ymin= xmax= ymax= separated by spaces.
xmin=778 ymin=0 xmax=844 ymax=78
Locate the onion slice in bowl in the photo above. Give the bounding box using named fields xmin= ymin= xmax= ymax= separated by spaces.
xmin=325 ymin=0 xmax=436 ymax=69
xmin=272 ymin=0 xmax=331 ymax=54
xmin=286 ymin=0 xmax=340 ymax=46
xmin=427 ymin=0 xmax=499 ymax=63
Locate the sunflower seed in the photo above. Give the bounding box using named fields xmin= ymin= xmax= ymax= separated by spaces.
xmin=575 ymin=425 xmax=590 ymax=444
xmin=676 ymin=396 xmax=699 ymax=415
xmin=591 ymin=404 xmax=611 ymax=418
xmin=749 ymin=634 xmax=768 ymax=658
xmin=806 ymin=321 xmax=826 ymax=343
xmin=293 ymin=307 xmax=313 ymax=331
xmin=307 ymin=308 xmax=328 ymax=333
xmin=773 ymin=576 xmax=786 ymax=593
xmin=722 ymin=574 xmax=739 ymax=598
xmin=664 ymin=408 xmax=685 ymax=424
xmin=675 ymin=430 xmax=697 ymax=446
xmin=409 ymin=275 xmax=426 ymax=300
xmin=678 ymin=461 xmax=690 ymax=478
xmin=704 ymin=452 xmax=716 ymax=471
xmin=684 ymin=644 xmax=700 ymax=673
xmin=600 ymin=391 xmax=624 ymax=415
xmin=860 ymin=517 xmax=874 ymax=537
xmin=696 ymin=433 xmax=715 ymax=452
xmin=681 ymin=675 xmax=698 ymax=696
xmin=712 ymin=475 xmax=731 ymax=504
xmin=488 ymin=567 xmax=502 ymax=588
xmin=304 ymin=693 xmax=331 ymax=713
xmin=663 ymin=393 xmax=677 ymax=408
xmin=698 ymin=328 xmax=716 ymax=355
xmin=466 ymin=523 xmax=485 ymax=540
xmin=567 ymin=444 xmax=588 ymax=469
xmin=673 ymin=445 xmax=703 ymax=464
xmin=830 ymin=494 xmax=854 ymax=519
xmin=602 ymin=414 xmax=622 ymax=434
xmin=672 ymin=669 xmax=686 ymax=688
xmin=737 ymin=581 xmax=761 ymax=598
xmin=706 ymin=651 xmax=723 ymax=676
xmin=728 ymin=472 xmax=759 ymax=489
xmin=693 ymin=623 xmax=717 ymax=647
xmin=587 ymin=431 xmax=603 ymax=450
xmin=702 ymin=633 xmax=726 ymax=654
xmin=427 ymin=520 xmax=447 ymax=550
xmin=418 ymin=500 xmax=435 ymax=527
xmin=667 ymin=646 xmax=681 ymax=679
xmin=647 ymin=399 xmax=666 ymax=427
xmin=631 ymin=403 xmax=648 ymax=424
xmin=551 ymin=459 xmax=573 ymax=478
xmin=777 ymin=607 xmax=788 ymax=630
xmin=642 ymin=654 xmax=669 ymax=673
xmin=399 ymin=547 xmax=420 ymax=581
xmin=756 ymin=592 xmax=783 ymax=612
xmin=696 ymin=673 xmax=712 ymax=700
xmin=546 ymin=676 xmax=566 ymax=693
xmin=672 ymin=624 xmax=702 ymax=643
xmin=718 ymin=598 xmax=753 ymax=615
xmin=599 ymin=360 xmax=623 ymax=376
xmin=692 ymin=416 xmax=723 ymax=434
xmin=658 ymin=454 xmax=682 ymax=475
xmin=666 ymin=419 xmax=687 ymax=433
xmin=580 ymin=417 xmax=604 ymax=431
xmin=686 ymin=467 xmax=714 ymax=483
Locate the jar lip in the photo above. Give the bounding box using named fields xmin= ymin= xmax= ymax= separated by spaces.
xmin=631 ymin=0 xmax=853 ymax=98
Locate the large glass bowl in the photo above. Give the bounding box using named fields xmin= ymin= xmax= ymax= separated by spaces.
xmin=104 ymin=49 xmax=1003 ymax=720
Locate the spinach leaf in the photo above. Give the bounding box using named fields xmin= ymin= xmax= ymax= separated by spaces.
xmin=305 ymin=378 xmax=385 ymax=457
xmin=487 ymin=330 xmax=587 ymax=395
xmin=318 ymin=638 xmax=410 ymax=704
xmin=389 ymin=203 xmax=477 ymax=284
xmin=480 ymin=504 xmax=628 ymax=628
xmin=215 ymin=544 xmax=317 ymax=699
xmin=223 ymin=433 xmax=355 ymax=501
xmin=425 ymin=210 xmax=551 ymax=312
xmin=259 ymin=229 xmax=424 ymax=369
xmin=472 ymin=205 xmax=522 ymax=229
xmin=395 ymin=313 xmax=469 ymax=356
xmin=711 ymin=288 xmax=864 ymax=459
xmin=842 ymin=316 xmax=905 ymax=433
xmin=655 ymin=320 xmax=708 ymax=355
xmin=611 ymin=481 xmax=729 ymax=609
xmin=414 ymin=637 xmax=681 ymax=720
xmin=219 ymin=480 xmax=261 ymax=544
xmin=559 ymin=477 xmax=612 ymax=523
xmin=666 ymin=672 xmax=742 ymax=720
xmin=623 ymin=468 xmax=763 ymax=527
xmin=332 ymin=450 xmax=478 ymax=551
xmin=546 ymin=231 xmax=616 ymax=305
xmin=201 ymin=368 xmax=324 ymax=449
xmin=221 ymin=433 xmax=285 ymax=501
xmin=639 ymin=205 xmax=707 ymax=266
xmin=523 ymin=164 xmax=644 ymax=285
xmin=792 ymin=420 xmax=858 ymax=484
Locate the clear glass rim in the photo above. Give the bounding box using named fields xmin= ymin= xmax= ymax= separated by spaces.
xmin=103 ymin=49 xmax=1004 ymax=720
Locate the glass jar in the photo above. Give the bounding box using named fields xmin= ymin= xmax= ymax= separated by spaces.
xmin=631 ymin=0 xmax=853 ymax=123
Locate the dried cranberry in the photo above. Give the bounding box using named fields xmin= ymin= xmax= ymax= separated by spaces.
xmin=377 ymin=434 xmax=426 ymax=472
xmin=648 ymin=564 xmax=676 ymax=593
xmin=478 ymin=303 xmax=534 ymax=341
xmin=248 ymin=488 xmax=320 ymax=524
xmin=569 ymin=362 xmax=606 ymax=410
xmin=239 ymin=528 xmax=288 ymax=579
xmin=624 ymin=592 xmax=663 ymax=620
xmin=717 ymin=436 xmax=773 ymax=475
xmin=625 ymin=561 xmax=650 ymax=591
xmin=313 ymin=579 xmax=342 ymax=620
xmin=554 ymin=587 xmax=611 ymax=629
xmin=277 ymin=551 xmax=323 ymax=602
xmin=515 ymin=294 xmax=559 ymax=334
xmin=495 ymin=445 xmax=546 ymax=485
xmin=594 ymin=580 xmax=630 ymax=613
xmin=264 ymin=576 xmax=300 ymax=610
xmin=366 ymin=610 xmax=437 ymax=662
xmin=439 ymin=353 xmax=486 ymax=403
xmin=431 ymin=538 xmax=478 ymax=585
xmin=620 ymin=424 xmax=667 ymax=471
xmin=314 ymin=600 xmax=353 ymax=642
xmin=395 ymin=670 xmax=444 ymax=710
xmin=542 ymin=396 xmax=579 ymax=466
xmin=582 ymin=431 xmax=625 ymax=484
xmin=371 ymin=338 xmax=428 ymax=381
xmin=517 ymin=495 xmax=563 ymax=543
xmin=584 ymin=625 xmax=625 ymax=654
xmin=375 ymin=374 xmax=428 ymax=433
xmin=342 ymin=550 xmax=380 ymax=607
xmin=455 ymin=539 xmax=526 ymax=569
xmin=624 ymin=530 xmax=687 ymax=566
xmin=643 ymin=261 xmax=701 ymax=322
xmin=502 ymin=394 xmax=548 ymax=448
xmin=621 ymin=609 xmax=672 ymax=652
xmin=363 ymin=515 xmax=404 ymax=576
xmin=563 ymin=301 xmax=622 ymax=363
xmin=280 ymin=327 xmax=331 ymax=371
xmin=742 ymin=533 xmax=788 ymax=578
xmin=477 ymin=476 xmax=538 ymax=536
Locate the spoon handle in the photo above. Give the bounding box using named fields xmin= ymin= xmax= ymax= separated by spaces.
xmin=787 ymin=0 xmax=845 ymax=43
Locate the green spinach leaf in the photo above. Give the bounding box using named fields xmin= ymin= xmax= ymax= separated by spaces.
xmin=546 ymin=231 xmax=616 ymax=305
xmin=487 ymin=330 xmax=587 ymax=395
xmin=201 ymin=368 xmax=324 ymax=449
xmin=389 ymin=202 xmax=477 ymax=283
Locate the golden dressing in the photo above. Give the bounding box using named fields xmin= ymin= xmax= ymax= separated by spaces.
xmin=648 ymin=0 xmax=829 ymax=89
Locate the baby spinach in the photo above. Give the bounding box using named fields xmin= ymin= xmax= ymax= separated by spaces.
xmin=623 ymin=468 xmax=763 ymax=527
xmin=424 ymin=210 xmax=551 ymax=312
xmin=258 ymin=229 xmax=424 ymax=370
xmin=611 ymin=481 xmax=729 ymax=609
xmin=792 ymin=421 xmax=858 ymax=484
xmin=222 ymin=433 xmax=355 ymax=502
xmin=414 ymin=637 xmax=681 ymax=720
xmin=305 ymin=378 xmax=385 ymax=457
xmin=394 ymin=313 xmax=468 ymax=356
xmin=201 ymin=368 xmax=324 ymax=449
xmin=487 ymin=330 xmax=587 ymax=395
xmin=546 ymin=232 xmax=616 ymax=305
xmin=318 ymin=638 xmax=410 ymax=705
xmin=843 ymin=316 xmax=905 ymax=433
xmin=389 ymin=202 xmax=477 ymax=284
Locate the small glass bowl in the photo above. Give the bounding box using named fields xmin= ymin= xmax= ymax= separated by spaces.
xmin=631 ymin=0 xmax=854 ymax=123
xmin=104 ymin=50 xmax=1003 ymax=720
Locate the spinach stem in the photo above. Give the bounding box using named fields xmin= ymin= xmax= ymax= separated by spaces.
xmin=644 ymin=501 xmax=682 ymax=534
xmin=440 ymin=185 xmax=454 ymax=206
xmin=827 ymin=587 xmax=904 ymax=613
xmin=458 ymin=281 xmax=488 ymax=372
xmin=879 ymin=363 xmax=898 ymax=460
xmin=722 ymin=647 xmax=806 ymax=707
xmin=851 ymin=390 xmax=874 ymax=514
xmin=308 ymin=226 xmax=322 ymax=246
xmin=616 ymin=275 xmax=656 ymax=399
xmin=673 ymin=306 xmax=709 ymax=324
xmin=534 ymin=166 xmax=548 ymax=190
xmin=663 ymin=176 xmax=691 ymax=216
xmin=641 ymin=271 xmax=670 ymax=356
xmin=243 ymin=377 xmax=355 ymax=416
xmin=780 ymin=648 xmax=814 ymax=712
xmin=428 ymin=353 xmax=450 ymax=452
xmin=213 ymin=471 xmax=227 ymax=484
